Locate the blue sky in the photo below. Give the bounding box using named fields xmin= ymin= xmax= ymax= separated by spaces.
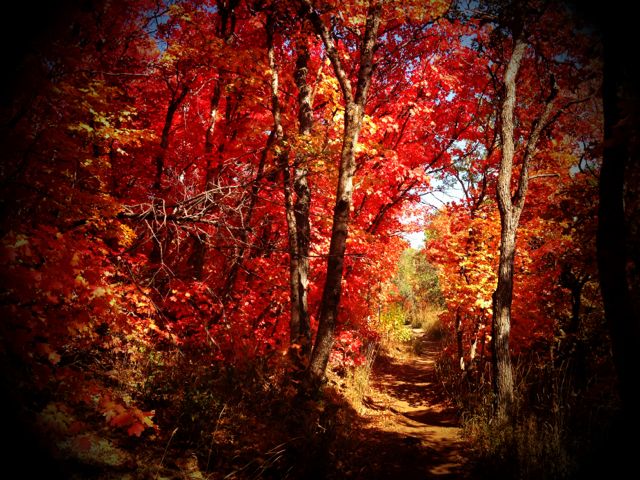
xmin=401 ymin=178 xmax=465 ymax=249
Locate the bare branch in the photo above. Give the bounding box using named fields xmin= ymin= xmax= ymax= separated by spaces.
xmin=298 ymin=0 xmax=354 ymax=103
xmin=529 ymin=173 xmax=560 ymax=180
xmin=513 ymin=76 xmax=558 ymax=214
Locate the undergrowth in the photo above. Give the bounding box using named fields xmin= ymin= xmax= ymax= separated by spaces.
xmin=435 ymin=339 xmax=621 ymax=480
xmin=340 ymin=342 xmax=379 ymax=412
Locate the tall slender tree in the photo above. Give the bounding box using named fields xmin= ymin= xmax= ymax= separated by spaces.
xmin=298 ymin=0 xmax=383 ymax=387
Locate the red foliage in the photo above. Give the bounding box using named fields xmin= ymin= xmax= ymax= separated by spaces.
xmin=0 ymin=0 xmax=601 ymax=452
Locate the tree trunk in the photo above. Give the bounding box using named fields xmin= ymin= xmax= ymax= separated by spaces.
xmin=292 ymin=164 xmax=311 ymax=348
xmin=598 ymin=15 xmax=640 ymax=441
xmin=265 ymin=14 xmax=308 ymax=348
xmin=491 ymin=35 xmax=556 ymax=420
xmin=491 ymin=212 xmax=517 ymax=418
xmin=455 ymin=310 xmax=465 ymax=370
xmin=211 ymin=130 xmax=272 ymax=323
xmin=189 ymin=79 xmax=224 ymax=280
xmin=153 ymin=84 xmax=189 ymax=192
xmin=467 ymin=317 xmax=483 ymax=379
xmin=491 ymin=39 xmax=526 ymax=420
xmin=290 ymin=39 xmax=313 ymax=349
xmin=308 ymin=104 xmax=364 ymax=382
xmin=189 ymin=1 xmax=238 ymax=280
xmin=303 ymin=0 xmax=382 ymax=387
xmin=150 ymin=84 xmax=189 ymax=266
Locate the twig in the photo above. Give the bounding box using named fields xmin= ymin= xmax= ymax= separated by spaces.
xmin=206 ymin=404 xmax=227 ymax=472
xmin=155 ymin=427 xmax=179 ymax=480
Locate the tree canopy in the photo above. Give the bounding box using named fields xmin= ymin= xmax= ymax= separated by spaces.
xmin=2 ymin=1 xmax=629 ymax=478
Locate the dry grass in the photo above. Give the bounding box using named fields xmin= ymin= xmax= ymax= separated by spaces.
xmin=436 ymin=350 xmax=622 ymax=480
xmin=410 ymin=306 xmax=447 ymax=341
xmin=462 ymin=406 xmax=576 ymax=480
xmin=341 ymin=342 xmax=379 ymax=413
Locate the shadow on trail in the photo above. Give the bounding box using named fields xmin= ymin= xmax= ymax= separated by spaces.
xmin=402 ymin=408 xmax=459 ymax=428
xmin=304 ymin=335 xmax=469 ymax=479
xmin=295 ymin=399 xmax=468 ymax=479
xmin=334 ymin=428 xmax=467 ymax=479
xmin=211 ymin=334 xmax=469 ymax=479
xmin=372 ymin=346 xmax=452 ymax=410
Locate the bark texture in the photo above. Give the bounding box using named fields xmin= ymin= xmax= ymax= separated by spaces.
xmin=301 ymin=0 xmax=382 ymax=387
xmin=492 ymin=38 xmax=556 ymax=419
xmin=290 ymin=38 xmax=313 ymax=348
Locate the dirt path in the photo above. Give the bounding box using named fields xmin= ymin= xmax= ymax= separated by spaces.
xmin=341 ymin=329 xmax=469 ymax=479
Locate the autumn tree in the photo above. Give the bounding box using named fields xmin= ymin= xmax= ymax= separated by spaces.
xmin=417 ymin=1 xmax=601 ymax=423
xmin=262 ymin=4 xmax=314 ymax=354
xmin=474 ymin=0 xmax=596 ymax=419
xmin=491 ymin=38 xmax=554 ymax=418
xmin=0 ymin=3 xmax=614 ymax=477
xmin=295 ymin=0 xmax=383 ymax=387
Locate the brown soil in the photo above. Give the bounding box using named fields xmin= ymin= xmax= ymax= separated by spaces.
xmin=335 ymin=329 xmax=470 ymax=479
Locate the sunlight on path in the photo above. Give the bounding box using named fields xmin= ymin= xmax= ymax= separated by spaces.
xmin=353 ymin=329 xmax=469 ymax=479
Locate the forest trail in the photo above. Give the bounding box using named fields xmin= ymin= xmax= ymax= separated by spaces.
xmin=339 ymin=330 xmax=470 ymax=479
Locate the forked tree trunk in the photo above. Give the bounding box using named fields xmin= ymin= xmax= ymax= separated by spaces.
xmin=492 ymin=37 xmax=555 ymax=420
xmin=492 ymin=40 xmax=526 ymax=419
xmin=301 ymin=0 xmax=382 ymax=387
